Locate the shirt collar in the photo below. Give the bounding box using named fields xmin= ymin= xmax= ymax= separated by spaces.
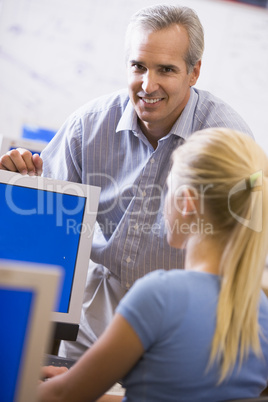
xmin=170 ymin=87 xmax=198 ymax=140
xmin=116 ymin=100 xmax=140 ymax=133
xmin=116 ymin=87 xmax=198 ymax=139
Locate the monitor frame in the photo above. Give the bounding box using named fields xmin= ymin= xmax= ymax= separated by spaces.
xmin=0 ymin=134 xmax=47 ymax=155
xmin=0 ymin=170 xmax=100 ymax=340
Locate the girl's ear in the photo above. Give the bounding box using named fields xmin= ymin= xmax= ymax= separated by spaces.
xmin=181 ymin=187 xmax=199 ymax=217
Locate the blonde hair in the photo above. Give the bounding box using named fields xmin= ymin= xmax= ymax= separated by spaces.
xmin=170 ymin=127 xmax=268 ymax=382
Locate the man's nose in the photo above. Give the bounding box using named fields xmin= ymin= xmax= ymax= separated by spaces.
xmin=141 ymin=71 xmax=159 ymax=94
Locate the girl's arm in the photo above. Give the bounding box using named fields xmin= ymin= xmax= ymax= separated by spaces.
xmin=96 ymin=395 xmax=123 ymax=402
xmin=38 ymin=313 xmax=144 ymax=402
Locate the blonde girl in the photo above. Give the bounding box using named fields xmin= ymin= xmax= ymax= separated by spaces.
xmin=38 ymin=128 xmax=268 ymax=401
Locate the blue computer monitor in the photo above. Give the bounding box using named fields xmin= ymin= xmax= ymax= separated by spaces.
xmin=0 ymin=170 xmax=100 ymax=340
xmin=0 ymin=261 xmax=61 ymax=402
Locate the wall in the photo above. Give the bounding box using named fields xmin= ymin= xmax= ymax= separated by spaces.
xmin=0 ymin=0 xmax=268 ymax=152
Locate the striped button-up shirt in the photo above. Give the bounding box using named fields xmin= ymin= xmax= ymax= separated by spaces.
xmin=42 ymin=87 xmax=252 ymax=289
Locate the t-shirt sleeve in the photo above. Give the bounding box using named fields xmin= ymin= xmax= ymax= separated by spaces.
xmin=116 ymin=269 xmax=188 ymax=350
xmin=116 ymin=270 xmax=169 ymax=350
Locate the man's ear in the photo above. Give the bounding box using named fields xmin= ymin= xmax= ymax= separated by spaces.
xmin=189 ymin=60 xmax=201 ymax=87
xmin=181 ymin=187 xmax=199 ymax=216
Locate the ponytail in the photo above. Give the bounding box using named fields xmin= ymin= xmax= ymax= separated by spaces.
xmin=209 ymin=174 xmax=268 ymax=382
xmin=170 ymin=128 xmax=268 ymax=381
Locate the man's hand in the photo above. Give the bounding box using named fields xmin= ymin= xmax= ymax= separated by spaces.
xmin=0 ymin=148 xmax=43 ymax=176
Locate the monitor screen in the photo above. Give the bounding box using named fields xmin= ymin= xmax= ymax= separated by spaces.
xmin=0 ymin=286 xmax=35 ymax=402
xmin=0 ymin=171 xmax=100 ymax=340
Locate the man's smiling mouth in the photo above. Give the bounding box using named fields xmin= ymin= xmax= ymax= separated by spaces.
xmin=141 ymin=98 xmax=162 ymax=104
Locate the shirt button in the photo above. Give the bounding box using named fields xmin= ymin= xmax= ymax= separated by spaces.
xmin=105 ymin=271 xmax=111 ymax=279
xmin=126 ymin=256 xmax=131 ymax=263
xmin=150 ymin=158 xmax=155 ymax=164
xmin=142 ymin=190 xmax=146 ymax=197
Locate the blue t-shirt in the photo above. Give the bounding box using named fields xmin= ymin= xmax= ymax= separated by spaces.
xmin=116 ymin=270 xmax=268 ymax=401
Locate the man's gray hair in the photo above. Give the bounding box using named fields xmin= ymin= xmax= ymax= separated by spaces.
xmin=125 ymin=4 xmax=204 ymax=73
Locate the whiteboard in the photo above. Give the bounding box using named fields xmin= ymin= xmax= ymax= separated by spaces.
xmin=0 ymin=0 xmax=267 ymax=153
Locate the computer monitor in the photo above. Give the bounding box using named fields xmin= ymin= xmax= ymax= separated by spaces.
xmin=22 ymin=125 xmax=57 ymax=143
xmin=0 ymin=170 xmax=100 ymax=340
xmin=0 ymin=134 xmax=47 ymax=156
xmin=0 ymin=260 xmax=61 ymax=402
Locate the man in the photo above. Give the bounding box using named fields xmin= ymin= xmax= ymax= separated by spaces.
xmin=0 ymin=5 xmax=252 ymax=361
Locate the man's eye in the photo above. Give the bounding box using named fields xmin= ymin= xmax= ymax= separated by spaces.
xmin=162 ymin=67 xmax=173 ymax=73
xmin=132 ymin=64 xmax=145 ymax=71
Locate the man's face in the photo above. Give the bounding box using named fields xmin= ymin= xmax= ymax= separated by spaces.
xmin=127 ymin=24 xmax=200 ymax=141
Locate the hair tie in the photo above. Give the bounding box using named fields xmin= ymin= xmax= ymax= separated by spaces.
xmin=249 ymin=170 xmax=262 ymax=189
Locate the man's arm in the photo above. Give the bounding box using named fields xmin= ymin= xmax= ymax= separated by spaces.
xmin=0 ymin=148 xmax=43 ymax=175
